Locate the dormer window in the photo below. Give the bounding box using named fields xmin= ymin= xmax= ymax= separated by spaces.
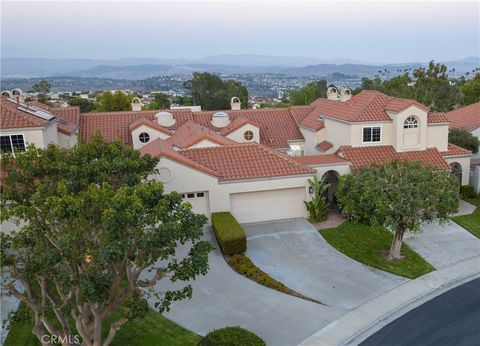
xmin=243 ymin=130 xmax=254 ymax=141
xmin=404 ymin=116 xmax=419 ymax=129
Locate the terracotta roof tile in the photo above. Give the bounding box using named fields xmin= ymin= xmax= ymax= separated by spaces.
xmin=337 ymin=145 xmax=450 ymax=169
xmin=443 ymin=102 xmax=480 ymax=131
xmin=180 ymin=143 xmax=315 ymax=181
xmin=290 ymin=106 xmax=315 ymax=123
xmin=219 ymin=116 xmax=260 ymax=136
xmin=316 ymin=140 xmax=333 ymax=152
xmin=128 ymin=117 xmax=174 ymax=136
xmin=441 ymin=143 xmax=472 ymax=157
xmin=428 ymin=113 xmax=449 ymax=124
xmin=166 ymin=120 xmax=236 ymax=148
xmin=1 ymin=97 xmax=53 ymax=129
xmin=291 ymin=154 xmax=349 ymax=166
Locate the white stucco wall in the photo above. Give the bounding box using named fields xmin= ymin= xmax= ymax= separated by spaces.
xmin=444 ymin=156 xmax=471 ymax=185
xmin=225 ymin=124 xmax=260 ymax=144
xmin=391 ymin=106 xmax=429 ymax=152
xmin=472 ymin=127 xmax=480 ymax=158
xmin=189 ymin=139 xmax=222 ymax=149
xmin=427 ymin=124 xmax=449 ymax=152
xmin=350 ymin=122 xmax=394 ymax=147
xmin=300 ymin=127 xmax=323 ymax=155
xmin=324 ymin=118 xmax=351 ymax=150
xmin=1 ymin=127 xmax=49 ymax=149
xmin=131 ymin=125 xmax=171 ymax=149
xmin=57 ymin=131 xmax=78 ymax=149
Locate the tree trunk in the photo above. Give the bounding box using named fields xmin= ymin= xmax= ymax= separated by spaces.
xmin=388 ymin=225 xmax=405 ymax=260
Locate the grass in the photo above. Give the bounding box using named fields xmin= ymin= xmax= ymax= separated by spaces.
xmin=451 ymin=198 xmax=480 ymax=238
xmin=4 ymin=303 xmax=201 ymax=346
xmin=320 ymin=222 xmax=435 ymax=279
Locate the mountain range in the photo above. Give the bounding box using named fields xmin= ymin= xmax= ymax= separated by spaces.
xmin=1 ymin=55 xmax=478 ymax=79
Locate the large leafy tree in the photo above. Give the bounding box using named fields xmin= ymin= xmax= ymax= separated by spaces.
xmin=449 ymin=128 xmax=479 ymax=154
xmin=336 ymin=160 xmax=459 ymax=260
xmin=32 ymin=80 xmax=51 ymax=104
xmin=290 ymin=80 xmax=328 ymax=105
xmin=461 ymin=73 xmax=480 ymax=106
xmin=94 ymin=91 xmax=136 ymax=112
xmin=67 ymin=97 xmax=96 ymax=113
xmin=186 ymin=72 xmax=248 ymax=110
xmin=1 ymin=135 xmax=212 ymax=346
xmin=148 ymin=92 xmax=171 ymax=110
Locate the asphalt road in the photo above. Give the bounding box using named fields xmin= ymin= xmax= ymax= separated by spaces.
xmin=361 ymin=277 xmax=480 ymax=346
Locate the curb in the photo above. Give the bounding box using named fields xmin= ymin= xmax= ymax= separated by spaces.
xmin=298 ymin=256 xmax=480 ymax=346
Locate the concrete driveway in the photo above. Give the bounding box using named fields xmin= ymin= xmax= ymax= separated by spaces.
xmin=244 ymin=218 xmax=407 ymax=310
xmin=149 ymin=227 xmax=345 ymax=346
xmin=404 ymin=221 xmax=480 ymax=269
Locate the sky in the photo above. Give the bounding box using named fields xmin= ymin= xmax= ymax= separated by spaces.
xmin=1 ymin=0 xmax=479 ymax=63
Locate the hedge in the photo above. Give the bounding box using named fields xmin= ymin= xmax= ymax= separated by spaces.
xmin=198 ymin=326 xmax=265 ymax=346
xmin=211 ymin=212 xmax=246 ymax=255
xmin=460 ymin=185 xmax=476 ymax=199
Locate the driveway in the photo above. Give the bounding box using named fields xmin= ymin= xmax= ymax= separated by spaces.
xmin=149 ymin=227 xmax=345 ymax=346
xmin=404 ymin=221 xmax=480 ymax=269
xmin=244 ymin=218 xmax=407 ymax=310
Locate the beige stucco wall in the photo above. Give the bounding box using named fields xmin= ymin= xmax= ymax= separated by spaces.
xmin=225 ymin=124 xmax=260 ymax=144
xmin=391 ymin=106 xmax=429 ymax=152
xmin=57 ymin=131 xmax=78 ymax=149
xmin=189 ymin=139 xmax=222 ymax=149
xmin=300 ymin=127 xmax=323 ymax=155
xmin=324 ymin=118 xmax=351 ymax=149
xmin=472 ymin=127 xmax=480 ymax=158
xmin=350 ymin=122 xmax=394 ymax=147
xmin=1 ymin=127 xmax=48 ymax=148
xmin=427 ymin=124 xmax=449 ymax=152
xmin=131 ymin=125 xmax=171 ymax=149
xmin=154 ymin=157 xmax=313 ymax=219
xmin=444 ymin=156 xmax=471 ymax=185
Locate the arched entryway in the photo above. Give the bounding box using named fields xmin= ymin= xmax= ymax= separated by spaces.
xmin=450 ymin=162 xmax=463 ymax=185
xmin=321 ymin=170 xmax=340 ymax=203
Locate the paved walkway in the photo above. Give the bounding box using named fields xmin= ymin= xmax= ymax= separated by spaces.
xmin=454 ymin=200 xmax=476 ymax=216
xmin=244 ymin=218 xmax=407 ymax=310
xmin=148 ymin=228 xmax=344 ymax=346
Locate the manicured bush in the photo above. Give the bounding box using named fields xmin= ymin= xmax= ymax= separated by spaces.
xmin=198 ymin=326 xmax=265 ymax=346
xmin=211 ymin=212 xmax=246 ymax=255
xmin=460 ymin=185 xmax=476 ymax=199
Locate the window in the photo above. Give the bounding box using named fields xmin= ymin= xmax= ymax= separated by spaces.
xmin=243 ymin=130 xmax=254 ymax=141
xmin=139 ymin=132 xmax=150 ymax=143
xmin=0 ymin=134 xmax=25 ymax=154
xmin=187 ymin=193 xmax=195 ymax=198
xmin=196 ymin=192 xmax=204 ymax=198
xmin=403 ymin=116 xmax=419 ymax=129
xmin=362 ymin=126 xmax=381 ymax=143
xmin=287 ymin=142 xmax=304 ymax=157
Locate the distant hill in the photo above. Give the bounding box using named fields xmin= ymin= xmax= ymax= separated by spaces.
xmin=1 ymin=55 xmax=478 ymax=79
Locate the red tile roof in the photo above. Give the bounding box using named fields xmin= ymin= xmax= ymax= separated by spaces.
xmin=301 ymin=91 xmax=430 ymax=128
xmin=290 ymin=106 xmax=315 ymax=123
xmin=291 ymin=154 xmax=349 ymax=166
xmin=441 ymin=143 xmax=472 ymax=157
xmin=180 ymin=143 xmax=315 ymax=181
xmin=1 ymin=97 xmax=53 ymax=129
xmin=316 ymin=140 xmax=333 ymax=152
xmin=166 ymin=120 xmax=236 ymax=148
xmin=336 ymin=145 xmax=450 ymax=169
xmin=27 ymin=101 xmax=80 ymax=134
xmin=219 ymin=116 xmax=260 ymax=136
xmin=427 ymin=113 xmax=449 ymax=124
xmin=128 ymin=117 xmax=174 ymax=136
xmin=443 ymin=102 xmax=480 ymax=131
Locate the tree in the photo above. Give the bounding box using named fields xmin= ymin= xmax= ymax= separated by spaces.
xmin=336 ymin=160 xmax=459 ymax=260
xmin=94 ymin=91 xmax=134 ymax=112
xmin=32 ymin=80 xmax=51 ymax=104
xmin=304 ymin=176 xmax=329 ymax=222
xmin=449 ymin=128 xmax=479 ymax=154
xmin=382 ymin=73 xmax=413 ymax=99
xmin=148 ymin=93 xmax=171 ymax=110
xmin=461 ymin=73 xmax=480 ymax=105
xmin=186 ymin=72 xmax=248 ymax=111
xmin=290 ymin=80 xmax=328 ymax=105
xmin=1 ymin=134 xmax=212 ymax=346
xmin=67 ymin=97 xmax=96 ymax=113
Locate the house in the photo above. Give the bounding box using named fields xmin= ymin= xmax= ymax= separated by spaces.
xmin=0 ymin=95 xmax=80 ymax=153
xmin=1 ymin=90 xmax=472 ymax=223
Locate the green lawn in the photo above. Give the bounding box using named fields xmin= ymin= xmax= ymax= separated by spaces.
xmin=320 ymin=222 xmax=435 ymax=279
xmin=4 ymin=303 xmax=201 ymax=346
xmin=451 ymin=198 xmax=480 ymax=238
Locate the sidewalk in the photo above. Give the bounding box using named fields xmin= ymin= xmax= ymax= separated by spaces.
xmin=298 ymin=256 xmax=480 ymax=346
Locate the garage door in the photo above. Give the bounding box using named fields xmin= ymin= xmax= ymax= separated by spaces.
xmin=230 ymin=187 xmax=306 ymax=223
xmin=182 ymin=191 xmax=210 ymax=218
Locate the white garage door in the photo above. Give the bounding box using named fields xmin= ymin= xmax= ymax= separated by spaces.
xmin=182 ymin=191 xmax=210 ymax=218
xmin=230 ymin=187 xmax=306 ymax=223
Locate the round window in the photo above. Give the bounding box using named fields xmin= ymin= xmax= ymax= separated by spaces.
xmin=244 ymin=130 xmax=254 ymax=141
xmin=139 ymin=132 xmax=150 ymax=143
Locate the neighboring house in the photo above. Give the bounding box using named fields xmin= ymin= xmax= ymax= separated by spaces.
xmin=1 ymin=90 xmax=473 ymax=223
xmin=443 ymin=102 xmax=480 ymax=155
xmin=0 ymin=96 xmax=80 ymax=153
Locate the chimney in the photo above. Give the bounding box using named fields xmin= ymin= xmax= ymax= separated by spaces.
xmin=230 ymin=97 xmax=241 ymax=110
xmin=131 ymin=97 xmax=142 ymax=111
xmin=326 ymin=87 xmax=339 ymax=101
xmin=339 ymin=88 xmax=352 ymax=102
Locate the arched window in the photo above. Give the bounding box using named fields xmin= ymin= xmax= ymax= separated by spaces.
xmin=139 ymin=132 xmax=150 ymax=143
xmin=404 ymin=116 xmax=419 ymax=129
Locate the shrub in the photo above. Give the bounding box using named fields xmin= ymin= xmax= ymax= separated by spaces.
xmin=460 ymin=185 xmax=476 ymax=199
xmin=211 ymin=212 xmax=246 ymax=255
xmin=304 ymin=176 xmax=329 ymax=222
xmin=198 ymin=326 xmax=265 ymax=346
